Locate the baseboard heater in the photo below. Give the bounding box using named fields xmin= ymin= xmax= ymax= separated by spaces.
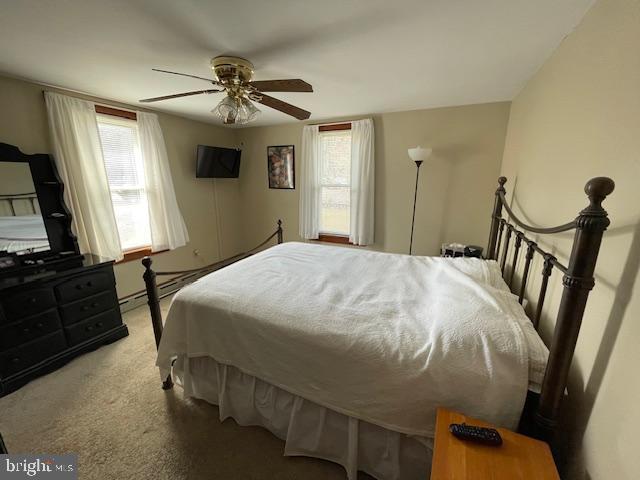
xmin=118 ymin=270 xmax=208 ymax=315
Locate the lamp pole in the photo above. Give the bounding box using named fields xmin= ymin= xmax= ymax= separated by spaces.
xmin=409 ymin=160 xmax=423 ymax=255
xmin=407 ymin=146 xmax=431 ymax=255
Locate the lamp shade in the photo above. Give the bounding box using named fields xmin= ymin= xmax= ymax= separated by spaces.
xmin=408 ymin=146 xmax=432 ymax=162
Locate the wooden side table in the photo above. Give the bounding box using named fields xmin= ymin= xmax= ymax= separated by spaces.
xmin=430 ymin=408 xmax=560 ymax=479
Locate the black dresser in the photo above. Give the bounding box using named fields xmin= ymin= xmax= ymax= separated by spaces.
xmin=0 ymin=255 xmax=128 ymax=397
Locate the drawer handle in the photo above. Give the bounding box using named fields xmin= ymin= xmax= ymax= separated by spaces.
xmin=96 ymin=321 xmax=104 ymax=328
xmin=29 ymin=297 xmax=37 ymax=304
xmin=81 ymin=302 xmax=99 ymax=312
xmin=22 ymin=328 xmax=30 ymax=334
xmin=86 ymin=281 xmax=93 ymax=287
xmin=35 ymin=323 xmax=44 ymax=329
xmin=11 ymin=357 xmax=20 ymax=364
xmin=85 ymin=325 xmax=94 ymax=332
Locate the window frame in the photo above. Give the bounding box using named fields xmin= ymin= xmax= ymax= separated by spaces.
xmin=315 ymin=122 xmax=356 ymax=245
xmin=94 ymin=105 xmax=166 ymax=263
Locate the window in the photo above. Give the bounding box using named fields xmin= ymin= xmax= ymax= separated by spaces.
xmin=300 ymin=119 xmax=373 ymax=246
xmin=96 ymin=113 xmax=152 ymax=252
xmin=319 ymin=128 xmax=352 ymax=237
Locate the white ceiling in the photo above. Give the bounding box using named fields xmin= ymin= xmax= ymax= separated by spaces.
xmin=0 ymin=0 xmax=594 ymax=127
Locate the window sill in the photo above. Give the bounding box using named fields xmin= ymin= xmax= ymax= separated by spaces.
xmin=315 ymin=234 xmax=353 ymax=245
xmin=116 ymin=246 xmax=168 ymax=264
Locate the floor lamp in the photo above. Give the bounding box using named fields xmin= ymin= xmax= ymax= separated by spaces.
xmin=408 ymin=146 xmax=433 ymax=255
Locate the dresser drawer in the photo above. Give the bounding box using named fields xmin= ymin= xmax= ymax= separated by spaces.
xmin=0 ymin=308 xmax=62 ymax=350
xmin=55 ymin=270 xmax=113 ymax=303
xmin=59 ymin=290 xmax=118 ymax=326
xmin=0 ymin=331 xmax=67 ymax=377
xmin=64 ymin=308 xmax=122 ymax=346
xmin=1 ymin=288 xmax=56 ymax=321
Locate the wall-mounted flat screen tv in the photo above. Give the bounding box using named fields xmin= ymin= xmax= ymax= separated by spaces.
xmin=196 ymin=145 xmax=241 ymax=178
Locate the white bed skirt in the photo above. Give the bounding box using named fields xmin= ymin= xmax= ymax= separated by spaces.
xmin=172 ymin=355 xmax=433 ymax=480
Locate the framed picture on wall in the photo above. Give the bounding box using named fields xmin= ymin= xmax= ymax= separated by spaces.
xmin=267 ymin=145 xmax=295 ymax=189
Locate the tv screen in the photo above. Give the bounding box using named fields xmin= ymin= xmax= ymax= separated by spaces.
xmin=196 ymin=145 xmax=241 ymax=178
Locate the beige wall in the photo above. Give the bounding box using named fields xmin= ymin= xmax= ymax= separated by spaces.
xmin=237 ymin=102 xmax=511 ymax=256
xmin=500 ymin=0 xmax=640 ymax=478
xmin=0 ymin=76 xmax=510 ymax=296
xmin=0 ymin=162 xmax=35 ymax=195
xmin=0 ymin=75 xmax=240 ymax=297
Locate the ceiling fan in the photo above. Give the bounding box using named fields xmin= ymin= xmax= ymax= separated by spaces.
xmin=140 ymin=56 xmax=313 ymax=125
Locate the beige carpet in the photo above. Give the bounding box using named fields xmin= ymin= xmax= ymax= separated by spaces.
xmin=0 ymin=299 xmax=369 ymax=479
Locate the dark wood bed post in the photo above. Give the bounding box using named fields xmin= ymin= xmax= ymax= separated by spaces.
xmin=534 ymin=177 xmax=615 ymax=443
xmin=487 ymin=176 xmax=507 ymax=260
xmin=142 ymin=220 xmax=284 ymax=390
xmin=142 ymin=256 xmax=173 ymax=390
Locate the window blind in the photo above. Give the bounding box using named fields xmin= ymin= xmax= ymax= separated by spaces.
xmin=319 ymin=130 xmax=351 ymax=235
xmin=97 ymin=115 xmax=151 ymax=251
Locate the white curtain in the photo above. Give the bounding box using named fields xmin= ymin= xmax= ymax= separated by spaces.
xmin=349 ymin=119 xmax=375 ymax=246
xmin=137 ymin=111 xmax=189 ymax=252
xmin=299 ymin=125 xmax=321 ymax=239
xmin=44 ymin=91 xmax=123 ymax=260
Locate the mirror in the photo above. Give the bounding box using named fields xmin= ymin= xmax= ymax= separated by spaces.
xmin=0 ymin=161 xmax=50 ymax=255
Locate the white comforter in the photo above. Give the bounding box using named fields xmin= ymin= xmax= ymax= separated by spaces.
xmin=0 ymin=215 xmax=49 ymax=253
xmin=157 ymin=242 xmax=536 ymax=437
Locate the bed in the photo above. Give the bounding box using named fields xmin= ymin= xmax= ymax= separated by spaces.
xmin=143 ymin=176 xmax=615 ymax=479
xmin=0 ymin=193 xmax=49 ymax=252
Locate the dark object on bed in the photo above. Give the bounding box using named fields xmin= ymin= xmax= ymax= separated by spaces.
xmin=440 ymin=243 xmax=483 ymax=258
xmin=142 ymin=220 xmax=284 ymax=389
xmin=464 ymin=245 xmax=483 ymax=258
xmin=486 ymin=176 xmax=614 ymax=449
xmin=0 ymin=254 xmax=128 ymax=397
xmin=0 ymin=142 xmax=83 ymax=274
xmin=196 ymin=144 xmax=241 ymax=178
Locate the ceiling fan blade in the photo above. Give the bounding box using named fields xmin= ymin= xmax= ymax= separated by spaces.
xmin=249 ymin=79 xmax=313 ymax=93
xmin=256 ymin=93 xmax=311 ymax=120
xmin=139 ymin=89 xmax=221 ymax=103
xmin=152 ymin=68 xmax=222 ymax=85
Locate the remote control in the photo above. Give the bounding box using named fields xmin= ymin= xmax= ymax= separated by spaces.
xmin=449 ymin=422 xmax=503 ymax=446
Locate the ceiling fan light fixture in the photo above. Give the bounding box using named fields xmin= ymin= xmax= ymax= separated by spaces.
xmin=211 ymin=95 xmax=237 ymax=124
xmin=239 ymin=96 xmax=261 ymax=123
xmin=211 ymin=95 xmax=260 ymax=125
xmin=145 ymin=56 xmax=310 ymax=122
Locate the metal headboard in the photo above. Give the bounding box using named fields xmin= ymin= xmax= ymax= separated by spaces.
xmin=486 ymin=176 xmax=614 ymax=445
xmin=0 ymin=192 xmax=39 ymax=216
